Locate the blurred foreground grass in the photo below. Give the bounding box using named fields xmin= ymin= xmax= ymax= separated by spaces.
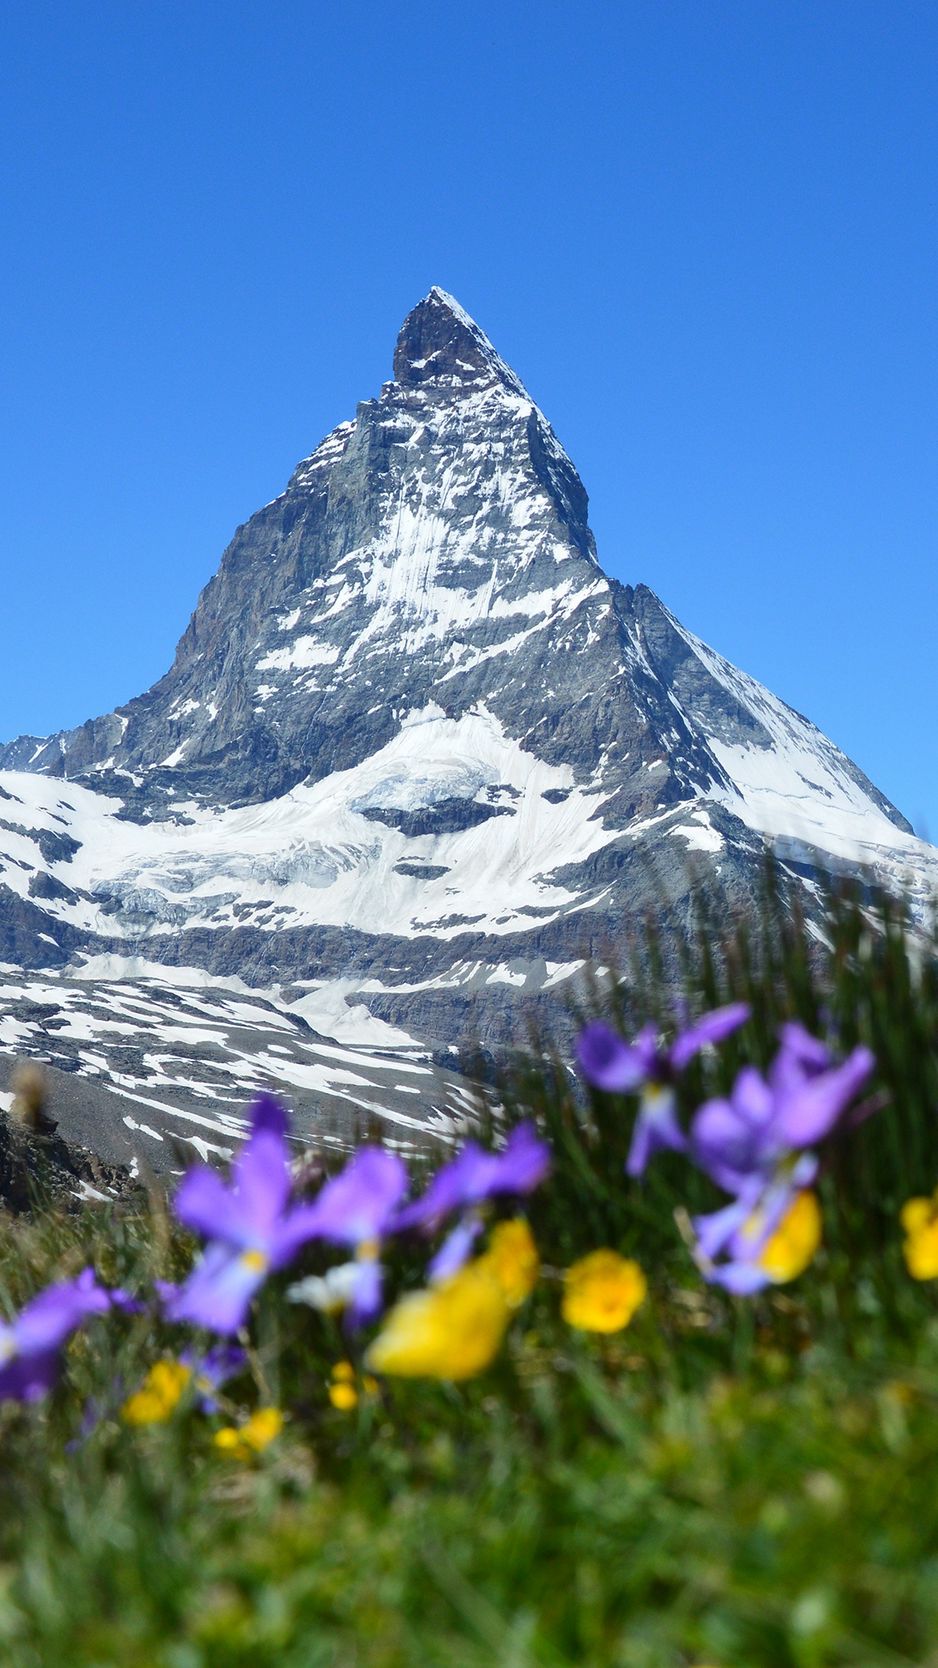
xmin=2 ymin=875 xmax=938 ymax=1668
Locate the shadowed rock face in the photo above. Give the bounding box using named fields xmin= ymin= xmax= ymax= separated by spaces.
xmin=0 ymin=288 xmax=933 ymax=1163
xmin=0 ymin=1103 xmax=137 ymax=1212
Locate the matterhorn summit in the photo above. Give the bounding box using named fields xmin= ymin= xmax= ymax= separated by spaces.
xmin=0 ymin=289 xmax=934 ymax=1167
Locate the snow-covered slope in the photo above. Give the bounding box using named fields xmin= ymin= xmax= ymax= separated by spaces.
xmin=0 ymin=957 xmax=484 ymax=1173
xmin=0 ymin=286 xmax=934 ymax=1162
xmin=0 ymin=706 xmax=618 ymax=943
xmin=650 ymin=604 xmax=935 ymax=908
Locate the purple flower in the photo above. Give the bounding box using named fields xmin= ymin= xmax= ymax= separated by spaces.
xmin=691 ymin=1040 xmax=875 ymax=1196
xmin=0 ymin=1269 xmax=114 ymax=1403
xmin=691 ymin=1067 xmax=778 ymax=1195
xmin=577 ymin=1005 xmax=750 ymax=1176
xmin=691 ymin=1156 xmax=818 ymax=1294
xmin=180 ymin=1344 xmax=247 ymax=1412
xmin=301 ymin=1147 xmax=409 ymax=1325
xmin=166 ymin=1094 xmax=321 ymax=1335
xmin=393 ymin=1122 xmax=550 ymax=1281
xmin=395 ymin=1123 xmax=551 ymax=1234
xmin=304 ymin=1148 xmax=408 ymax=1246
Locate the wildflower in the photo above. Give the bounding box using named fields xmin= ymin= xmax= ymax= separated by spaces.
xmin=122 ymin=1360 xmax=192 ymax=1425
xmin=397 ymin=1124 xmax=550 ymax=1231
xmin=305 ymin=1146 xmax=409 ymax=1244
xmin=302 ymin=1147 xmax=409 ymax=1325
xmin=901 ymin=1190 xmax=938 ymax=1279
xmin=166 ymin=1094 xmax=321 ymax=1335
xmin=213 ymin=1406 xmax=283 ymax=1459
xmin=287 ymin=1262 xmax=363 ymax=1316
xmin=691 ymin=1039 xmax=875 ymax=1197
xmin=693 ymin=1185 xmax=822 ymax=1294
xmin=117 ymin=1344 xmax=244 ymax=1429
xmin=395 ymin=1123 xmax=550 ymax=1280
xmin=562 ymin=1250 xmax=647 ymax=1333
xmin=365 ymin=1262 xmax=510 ymax=1380
xmin=577 ymin=1004 xmax=750 ymax=1176
xmin=328 ymin=1361 xmax=359 ymax=1410
xmin=181 ymin=1344 xmax=246 ymax=1411
xmin=327 ymin=1360 xmax=379 ymax=1410
xmin=0 ymin=1269 xmax=114 ymax=1404
xmin=477 ymin=1218 xmax=539 ymax=1307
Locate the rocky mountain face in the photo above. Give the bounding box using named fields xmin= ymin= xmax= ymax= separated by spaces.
xmin=1 ymin=287 xmax=935 ymax=1169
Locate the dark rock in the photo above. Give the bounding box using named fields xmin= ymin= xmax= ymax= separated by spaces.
xmin=360 ymin=800 xmax=512 ymax=836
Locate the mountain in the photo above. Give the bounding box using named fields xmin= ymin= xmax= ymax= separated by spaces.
xmin=1 ymin=287 xmax=935 ymax=1167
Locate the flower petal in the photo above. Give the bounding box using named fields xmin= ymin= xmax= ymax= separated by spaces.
xmin=287 ymin=1262 xmax=362 ymax=1314
xmin=692 ymin=1196 xmax=754 ymax=1262
xmin=306 ymin=1148 xmax=409 ymax=1247
xmin=396 ymin=1125 xmax=549 ymax=1232
xmin=166 ymin=1241 xmax=267 ymax=1334
xmin=347 ymin=1258 xmax=385 ymax=1329
xmin=777 ymin=1021 xmax=832 ymax=1071
xmin=494 ymin=1123 xmax=552 ymax=1196
xmin=174 ymin=1166 xmax=248 ymax=1247
xmin=707 ymin=1259 xmax=772 ymax=1295
xmin=776 ymin=1046 xmax=875 ymax=1147
xmin=180 ymin=1344 xmax=247 ymax=1412
xmin=428 ymin=1217 xmax=484 ymax=1282
xmin=669 ymin=1003 xmax=750 ymax=1071
xmin=232 ymin=1125 xmax=293 ymax=1239
xmin=731 ymin=1066 xmax=776 ymax=1126
xmin=14 ymin=1270 xmax=111 ymax=1355
xmin=691 ymin=1095 xmax=771 ymax=1194
xmin=247 ymin=1092 xmax=289 ymax=1139
xmin=365 ymin=1263 xmax=509 ymax=1380
xmin=577 ymin=1023 xmax=656 ymax=1092
xmin=625 ymin=1086 xmax=685 ymax=1177
xmin=0 ymin=1347 xmax=63 ymax=1403
xmin=394 ymin=1146 xmax=495 ymax=1230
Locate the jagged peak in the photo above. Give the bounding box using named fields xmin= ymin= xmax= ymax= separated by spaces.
xmin=393 ymin=287 xmax=528 ymax=397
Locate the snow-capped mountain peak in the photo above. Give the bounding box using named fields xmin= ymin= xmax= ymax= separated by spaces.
xmin=0 ymin=288 xmax=935 ymax=1165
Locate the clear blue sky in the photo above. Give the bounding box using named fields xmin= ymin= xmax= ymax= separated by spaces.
xmin=1 ymin=1 xmax=936 ymax=835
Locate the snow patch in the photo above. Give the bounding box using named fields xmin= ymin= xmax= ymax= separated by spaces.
xmin=256 ymin=638 xmax=341 ymax=673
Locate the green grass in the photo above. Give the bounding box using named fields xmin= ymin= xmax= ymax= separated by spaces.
xmin=2 ymin=876 xmax=938 ymax=1667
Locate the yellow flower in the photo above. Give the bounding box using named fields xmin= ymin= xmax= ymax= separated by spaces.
xmin=213 ymin=1406 xmax=283 ymax=1459
xmin=121 ymin=1360 xmax=192 ymax=1426
xmin=327 ymin=1360 xmax=378 ymax=1409
xmin=562 ymin=1250 xmax=647 ymax=1333
xmin=901 ymin=1189 xmax=938 ymax=1279
xmin=365 ymin=1262 xmax=510 ymax=1380
xmin=757 ymin=1190 xmax=822 ymax=1284
xmin=478 ymin=1218 xmax=539 ymax=1307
